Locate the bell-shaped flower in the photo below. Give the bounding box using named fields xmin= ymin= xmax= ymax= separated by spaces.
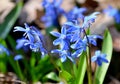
xmin=50 ymin=26 xmax=70 ymax=50
xmin=91 ymin=50 xmax=108 ymax=66
xmin=82 ymin=12 xmax=100 ymax=28
xmin=51 ymin=49 xmax=74 ymax=63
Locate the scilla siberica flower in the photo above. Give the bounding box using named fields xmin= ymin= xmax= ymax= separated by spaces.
xmin=51 ymin=49 xmax=74 ymax=62
xmin=0 ymin=44 xmax=9 ymax=55
xmin=50 ymin=26 xmax=70 ymax=50
xmin=14 ymin=54 xmax=23 ymax=61
xmin=103 ymin=6 xmax=120 ymax=24
xmin=41 ymin=0 xmax=64 ymax=27
xmin=91 ymin=50 xmax=108 ymax=66
xmin=64 ymin=6 xmax=87 ymax=22
xmin=14 ymin=23 xmax=47 ymax=57
xmin=51 ymin=25 xmax=74 ymax=62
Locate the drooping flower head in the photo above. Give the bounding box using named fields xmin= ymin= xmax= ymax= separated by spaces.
xmin=50 ymin=26 xmax=70 ymax=50
xmin=91 ymin=50 xmax=108 ymax=66
xmin=14 ymin=23 xmax=47 ymax=57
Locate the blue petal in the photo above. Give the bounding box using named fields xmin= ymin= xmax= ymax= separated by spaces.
xmin=60 ymin=55 xmax=67 ymax=62
xmin=91 ymin=56 xmax=97 ymax=62
xmin=60 ymin=40 xmax=69 ymax=50
xmin=61 ymin=26 xmax=67 ymax=35
xmin=97 ymin=59 xmax=102 ymax=66
xmin=53 ymin=38 xmax=61 ymax=45
xmin=101 ymin=54 xmax=107 ymax=57
xmin=100 ymin=56 xmax=109 ymax=63
xmin=24 ymin=23 xmax=29 ymax=29
xmin=51 ymin=49 xmax=61 ymax=53
xmin=54 ymin=0 xmax=62 ymax=7
xmin=67 ymin=55 xmax=75 ymax=63
xmin=14 ymin=55 xmax=23 ymax=61
xmin=50 ymin=31 xmax=60 ymax=37
xmin=16 ymin=38 xmax=28 ymax=49
xmin=13 ymin=27 xmax=26 ymax=32
xmin=64 ymin=22 xmax=74 ymax=27
xmin=0 ymin=44 xmax=10 ymax=55
xmin=72 ymin=49 xmax=83 ymax=58
xmin=95 ymin=50 xmax=101 ymax=56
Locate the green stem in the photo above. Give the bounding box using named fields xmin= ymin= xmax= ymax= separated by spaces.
xmin=85 ymin=51 xmax=92 ymax=84
xmin=16 ymin=61 xmax=25 ymax=81
xmin=83 ymin=29 xmax=92 ymax=84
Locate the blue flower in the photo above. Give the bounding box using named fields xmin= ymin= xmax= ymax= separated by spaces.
xmin=14 ymin=23 xmax=47 ymax=57
xmin=64 ymin=21 xmax=82 ymax=42
xmin=51 ymin=49 xmax=74 ymax=62
xmin=0 ymin=44 xmax=9 ymax=55
xmin=16 ymin=38 xmax=28 ymax=50
xmin=103 ymin=6 xmax=120 ymax=23
xmin=82 ymin=12 xmax=100 ymax=28
xmin=70 ymin=35 xmax=102 ymax=57
xmin=83 ymin=35 xmax=103 ymax=46
xmin=14 ymin=23 xmax=34 ymax=42
xmin=41 ymin=0 xmax=64 ymax=27
xmin=50 ymin=26 xmax=70 ymax=50
xmin=71 ymin=39 xmax=87 ymax=57
xmin=14 ymin=54 xmax=23 ymax=61
xmin=91 ymin=50 xmax=108 ymax=66
xmin=65 ymin=6 xmax=86 ymax=22
xmin=103 ymin=6 xmax=118 ymax=17
xmin=24 ymin=41 xmax=47 ymax=57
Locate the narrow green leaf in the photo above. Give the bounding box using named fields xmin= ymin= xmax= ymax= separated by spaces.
xmin=59 ymin=70 xmax=73 ymax=83
xmin=76 ymin=52 xmax=87 ymax=84
xmin=94 ymin=29 xmax=113 ymax=84
xmin=44 ymin=72 xmax=60 ymax=82
xmin=0 ymin=1 xmax=23 ymax=39
xmin=0 ymin=39 xmax=8 ymax=73
xmin=30 ymin=53 xmax=36 ymax=67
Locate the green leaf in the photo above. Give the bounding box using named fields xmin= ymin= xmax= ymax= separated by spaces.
xmin=44 ymin=72 xmax=60 ymax=82
xmin=59 ymin=70 xmax=73 ymax=83
xmin=76 ymin=52 xmax=87 ymax=84
xmin=0 ymin=1 xmax=23 ymax=39
xmin=0 ymin=39 xmax=8 ymax=73
xmin=94 ymin=29 xmax=113 ymax=84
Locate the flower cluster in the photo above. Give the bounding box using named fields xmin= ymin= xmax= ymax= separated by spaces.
xmin=13 ymin=23 xmax=47 ymax=57
xmin=41 ymin=0 xmax=88 ymax=27
xmin=51 ymin=12 xmax=108 ymax=66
